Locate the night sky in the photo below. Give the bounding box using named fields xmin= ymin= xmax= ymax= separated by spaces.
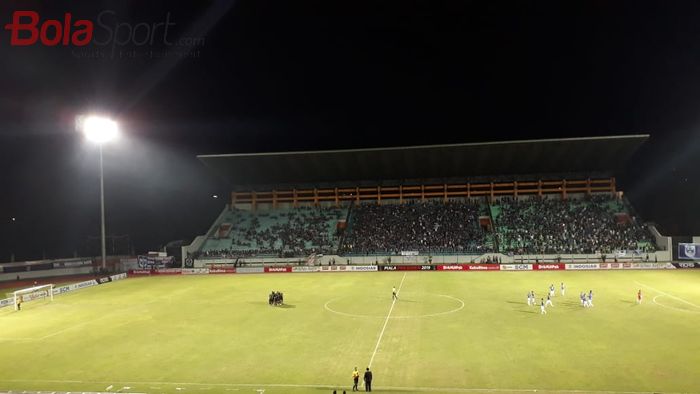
xmin=1 ymin=0 xmax=700 ymax=261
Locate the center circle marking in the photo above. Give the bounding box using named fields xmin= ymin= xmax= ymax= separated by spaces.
xmin=324 ymin=293 xmax=465 ymax=319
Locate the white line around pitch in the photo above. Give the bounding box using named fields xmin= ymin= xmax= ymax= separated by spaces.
xmin=0 ymin=379 xmax=688 ymax=394
xmin=368 ymin=271 xmax=407 ymax=368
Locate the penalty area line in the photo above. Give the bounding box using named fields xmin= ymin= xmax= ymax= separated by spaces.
xmin=635 ymin=281 xmax=700 ymax=309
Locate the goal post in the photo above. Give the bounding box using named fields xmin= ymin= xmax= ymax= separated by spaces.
xmin=12 ymin=284 xmax=54 ymax=310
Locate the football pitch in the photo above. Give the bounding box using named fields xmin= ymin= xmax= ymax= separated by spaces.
xmin=1 ymin=270 xmax=700 ymax=394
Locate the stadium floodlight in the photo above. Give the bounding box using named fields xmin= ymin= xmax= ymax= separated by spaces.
xmin=80 ymin=115 xmax=119 ymax=144
xmin=77 ymin=115 xmax=119 ymax=271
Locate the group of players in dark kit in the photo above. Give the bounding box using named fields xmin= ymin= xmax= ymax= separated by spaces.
xmin=268 ymin=291 xmax=284 ymax=306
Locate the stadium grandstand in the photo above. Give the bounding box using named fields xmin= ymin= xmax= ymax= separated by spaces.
xmin=184 ymin=135 xmax=671 ymax=266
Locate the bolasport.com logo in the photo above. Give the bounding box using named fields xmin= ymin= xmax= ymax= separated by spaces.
xmin=3 ymin=9 xmax=205 ymax=59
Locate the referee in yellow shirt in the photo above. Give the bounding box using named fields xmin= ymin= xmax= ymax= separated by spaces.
xmin=352 ymin=367 xmax=359 ymax=391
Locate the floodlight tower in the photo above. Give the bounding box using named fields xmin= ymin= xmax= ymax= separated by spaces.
xmin=78 ymin=115 xmax=119 ymax=271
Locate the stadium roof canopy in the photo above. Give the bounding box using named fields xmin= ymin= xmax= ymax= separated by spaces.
xmin=198 ymin=135 xmax=648 ymax=188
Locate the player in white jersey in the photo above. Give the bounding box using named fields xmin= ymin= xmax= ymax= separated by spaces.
xmin=588 ymin=290 xmax=594 ymax=307
xmin=560 ymin=282 xmax=565 ymax=296
xmin=549 ymin=284 xmax=555 ymax=297
xmin=392 ymin=286 xmax=398 ymax=301
xmin=527 ymin=291 xmax=532 ymax=306
xmin=540 ymin=298 xmax=547 ymax=314
xmin=545 ymin=293 xmax=553 ymax=307
xmin=580 ymin=292 xmax=586 ymax=307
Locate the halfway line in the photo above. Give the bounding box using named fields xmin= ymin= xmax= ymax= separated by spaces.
xmin=368 ymin=272 xmax=407 ymax=368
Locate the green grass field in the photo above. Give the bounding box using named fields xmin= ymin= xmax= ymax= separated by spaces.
xmin=1 ymin=270 xmax=700 ymax=394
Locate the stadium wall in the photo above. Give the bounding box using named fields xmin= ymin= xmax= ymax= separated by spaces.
xmin=129 ymin=261 xmax=681 ymax=277
xmin=0 ymin=266 xmax=94 ymax=282
xmin=182 ymin=204 xmax=230 ymax=265
xmin=648 ymin=225 xmax=672 ymax=252
xmin=194 ymin=250 xmax=671 ymax=268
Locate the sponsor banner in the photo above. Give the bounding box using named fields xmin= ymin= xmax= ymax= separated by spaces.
xmin=401 ymin=251 xmax=419 ymax=256
xmin=420 ymin=265 xmax=435 ymax=271
xmin=437 ymin=264 xmax=465 ymax=271
xmin=75 ymin=279 xmax=99 ymax=289
xmin=21 ymin=290 xmax=52 ymax=302
xmin=39 ymin=275 xmax=124 ymax=300
xmin=209 ymin=268 xmax=236 ymax=274
xmin=152 ymin=268 xmax=182 ymax=275
xmin=236 ymin=267 xmax=264 ymax=274
xmin=466 ymin=264 xmax=500 ymax=271
xmin=138 ymin=255 xmax=175 ymax=269
xmin=565 ymin=263 xmax=600 ymax=270
xmin=640 ymin=263 xmax=675 ymax=270
xmin=52 ymin=279 xmax=99 ymax=295
xmin=380 ymin=265 xmax=421 ymax=271
xmin=265 ymin=266 xmax=292 ymax=273
xmin=678 ymin=243 xmax=700 ymax=260
xmin=347 ymin=265 xmax=378 ymax=272
xmin=320 ymin=266 xmax=349 ymax=272
xmin=201 ymin=258 xmax=237 ymax=265
xmin=0 ymin=297 xmax=14 ymax=308
xmin=533 ymin=263 xmax=565 ymax=270
xmin=53 ymin=259 xmax=92 ymax=269
xmin=613 ymin=262 xmax=674 ymax=270
xmin=128 ymin=269 xmax=153 ymax=275
xmin=437 ymin=264 xmax=500 ymax=271
xmin=111 ymin=273 xmax=127 ymax=281
xmin=598 ymin=263 xmax=622 ymax=270
xmin=54 ymin=285 xmax=72 ymax=294
xmin=500 ymin=264 xmax=533 ymax=271
xmin=672 ymin=262 xmax=700 ymax=269
xmin=291 ymin=266 xmax=320 ymax=273
xmin=182 ymin=268 xmax=209 ymax=275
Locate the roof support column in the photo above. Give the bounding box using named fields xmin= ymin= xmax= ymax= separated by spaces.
xmin=562 ymin=179 xmax=567 ymax=200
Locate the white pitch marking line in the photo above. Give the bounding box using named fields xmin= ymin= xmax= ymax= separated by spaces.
xmin=635 ymin=281 xmax=700 ymax=309
xmin=324 ymin=294 xmax=464 ymax=319
xmin=0 ymin=379 xmax=687 ymax=394
xmin=652 ymin=295 xmax=700 ymax=314
xmin=367 ymin=272 xmax=406 ymax=369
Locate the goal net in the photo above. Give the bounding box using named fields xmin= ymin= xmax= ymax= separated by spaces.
xmin=12 ymin=284 xmax=54 ymax=310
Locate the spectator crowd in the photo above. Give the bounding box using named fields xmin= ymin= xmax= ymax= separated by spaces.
xmin=341 ymin=200 xmax=490 ymax=254
xmin=494 ymin=195 xmax=655 ymax=254
xmin=201 ymin=206 xmax=344 ymax=258
xmin=198 ymin=196 xmax=657 ymax=258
